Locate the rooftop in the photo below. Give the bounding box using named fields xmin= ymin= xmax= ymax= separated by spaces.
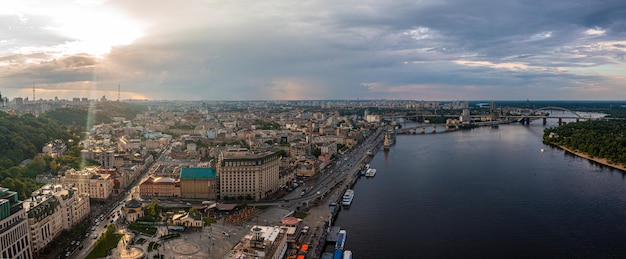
xmin=180 ymin=167 xmax=216 ymax=179
xmin=126 ymin=199 xmax=142 ymax=209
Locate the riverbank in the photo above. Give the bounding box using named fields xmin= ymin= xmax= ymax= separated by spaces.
xmin=555 ymin=144 xmax=626 ymax=172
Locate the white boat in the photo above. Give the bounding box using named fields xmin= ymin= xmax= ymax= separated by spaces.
xmin=342 ymin=189 xmax=354 ymax=206
xmin=335 ymin=230 xmax=347 ymax=250
xmin=365 ymin=168 xmax=377 ymax=177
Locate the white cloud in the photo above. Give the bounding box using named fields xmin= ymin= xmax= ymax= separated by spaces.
xmin=528 ymin=31 xmax=552 ymax=41
xmin=584 ymin=27 xmax=606 ymax=36
xmin=403 ymin=27 xmax=437 ymax=40
xmin=2 ymin=0 xmax=626 ymax=100
xmin=454 ymin=60 xmax=550 ymax=71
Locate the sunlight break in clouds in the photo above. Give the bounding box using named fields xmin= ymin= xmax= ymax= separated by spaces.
xmin=3 ymin=1 xmax=145 ymax=58
xmin=43 ymin=10 xmax=145 ymax=57
xmin=2 ymin=0 xmax=626 ymax=100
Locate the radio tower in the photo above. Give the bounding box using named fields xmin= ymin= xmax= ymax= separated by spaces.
xmin=32 ymin=80 xmax=35 ymax=101
xmin=118 ymin=83 xmax=120 ymax=102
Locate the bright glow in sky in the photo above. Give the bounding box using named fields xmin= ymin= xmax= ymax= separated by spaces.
xmin=1 ymin=0 xmax=625 ymax=100
xmin=43 ymin=10 xmax=144 ymax=56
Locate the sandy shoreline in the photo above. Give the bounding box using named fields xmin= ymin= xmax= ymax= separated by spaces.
xmin=555 ymin=144 xmax=626 ymax=172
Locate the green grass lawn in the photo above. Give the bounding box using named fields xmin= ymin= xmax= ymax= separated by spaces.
xmin=128 ymin=223 xmax=158 ymax=236
xmin=147 ymin=242 xmax=161 ymax=252
xmin=85 ymin=233 xmax=123 ymax=259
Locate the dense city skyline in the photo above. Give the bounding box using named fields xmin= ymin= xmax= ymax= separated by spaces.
xmin=1 ymin=0 xmax=625 ymax=101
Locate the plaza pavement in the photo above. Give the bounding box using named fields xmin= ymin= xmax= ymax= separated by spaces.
xmin=107 ymin=220 xmax=246 ymax=259
xmin=105 ymin=206 xmax=295 ymax=259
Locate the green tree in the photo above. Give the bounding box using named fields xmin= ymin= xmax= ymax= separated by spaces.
xmin=24 ymin=156 xmax=45 ymax=178
xmin=275 ymin=150 xmax=287 ymax=158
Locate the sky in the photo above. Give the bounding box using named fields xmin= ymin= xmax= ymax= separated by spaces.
xmin=1 ymin=0 xmax=626 ymax=101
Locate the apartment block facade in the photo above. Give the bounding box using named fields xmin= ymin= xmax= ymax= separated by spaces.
xmin=0 ymin=187 xmax=33 ymax=259
xmin=61 ymin=166 xmax=113 ymax=199
xmin=217 ymin=149 xmax=280 ymax=201
xmin=23 ymin=185 xmax=90 ymax=255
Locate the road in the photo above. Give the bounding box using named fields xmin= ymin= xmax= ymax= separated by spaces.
xmin=70 ymin=143 xmax=172 ymax=259
xmin=68 ymin=128 xmax=384 ymax=258
xmin=269 ymin=127 xmax=385 ymax=211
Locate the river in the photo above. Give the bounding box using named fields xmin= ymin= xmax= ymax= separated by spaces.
xmin=333 ymin=118 xmax=626 ymax=258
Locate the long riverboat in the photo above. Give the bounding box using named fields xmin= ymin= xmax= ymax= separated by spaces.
xmin=342 ymin=190 xmax=354 ymax=206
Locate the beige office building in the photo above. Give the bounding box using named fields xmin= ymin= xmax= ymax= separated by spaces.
xmin=61 ymin=166 xmax=113 ymax=199
xmin=217 ymin=149 xmax=280 ymax=201
xmin=179 ymin=168 xmax=217 ymax=199
xmin=140 ymin=176 xmax=180 ymax=198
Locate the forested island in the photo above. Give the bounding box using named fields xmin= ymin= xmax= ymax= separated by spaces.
xmin=543 ymin=120 xmax=626 ymax=171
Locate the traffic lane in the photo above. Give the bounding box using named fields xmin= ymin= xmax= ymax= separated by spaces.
xmin=284 ymin=131 xmax=382 ymax=205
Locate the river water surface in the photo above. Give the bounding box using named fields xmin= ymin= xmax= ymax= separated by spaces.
xmin=334 ymin=120 xmax=626 ymax=258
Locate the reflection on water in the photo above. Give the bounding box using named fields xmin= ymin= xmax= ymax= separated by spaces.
xmin=334 ymin=122 xmax=626 ymax=258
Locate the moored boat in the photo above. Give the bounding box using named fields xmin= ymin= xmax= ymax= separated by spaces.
xmin=342 ymin=190 xmax=354 ymax=206
xmin=335 ymin=230 xmax=347 ymax=250
xmin=333 ymin=249 xmax=343 ymax=259
xmin=365 ymin=168 xmax=377 ymax=177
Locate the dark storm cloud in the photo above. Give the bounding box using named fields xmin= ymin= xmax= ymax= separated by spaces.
xmin=0 ymin=54 xmax=101 ymax=90
xmin=2 ymin=0 xmax=626 ymax=100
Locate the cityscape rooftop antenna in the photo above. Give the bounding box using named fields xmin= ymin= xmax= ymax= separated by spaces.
xmin=118 ymin=83 xmax=120 ymax=102
xmin=32 ymin=79 xmax=35 ymax=101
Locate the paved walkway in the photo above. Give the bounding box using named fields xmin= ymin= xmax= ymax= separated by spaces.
xmin=107 ymin=220 xmax=247 ymax=259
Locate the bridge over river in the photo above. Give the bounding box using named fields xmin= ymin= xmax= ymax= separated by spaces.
xmin=393 ymin=106 xmax=611 ymax=135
